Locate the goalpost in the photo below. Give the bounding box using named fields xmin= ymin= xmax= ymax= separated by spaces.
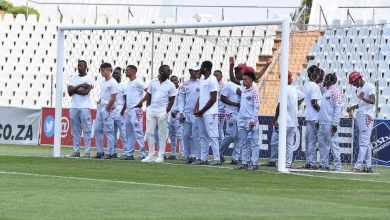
xmin=54 ymin=19 xmax=291 ymax=172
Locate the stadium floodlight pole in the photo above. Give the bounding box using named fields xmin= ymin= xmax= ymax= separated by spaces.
xmin=54 ymin=19 xmax=290 ymax=168
xmin=54 ymin=29 xmax=64 ymax=157
xmin=277 ymin=19 xmax=290 ymax=173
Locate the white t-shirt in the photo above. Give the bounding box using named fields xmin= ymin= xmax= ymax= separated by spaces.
xmin=221 ymin=81 xmax=239 ymax=113
xmin=278 ymin=85 xmax=304 ymax=127
xmin=126 ymin=78 xmax=146 ymax=108
xmin=356 ymin=82 xmax=376 ymax=118
xmin=114 ymin=81 xmax=126 ymax=110
xmin=304 ymin=81 xmax=322 ymax=121
xmin=100 ymin=78 xmax=119 ymax=105
xmin=199 ymin=75 xmax=219 ymax=115
xmin=147 ymin=78 xmax=177 ymax=114
xmin=217 ymin=80 xmax=226 ymax=113
xmin=69 ymin=74 xmax=94 ymax=109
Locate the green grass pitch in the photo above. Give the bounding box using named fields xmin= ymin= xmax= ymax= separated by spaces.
xmin=0 ymin=144 xmax=389 ymax=220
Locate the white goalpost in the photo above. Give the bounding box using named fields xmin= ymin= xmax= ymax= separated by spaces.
xmin=54 ymin=19 xmax=291 ymax=172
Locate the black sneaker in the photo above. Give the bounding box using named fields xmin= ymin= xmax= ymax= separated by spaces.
xmin=319 ymin=166 xmax=330 ymax=171
xmin=353 ymin=168 xmax=362 ymax=173
xmin=104 ymin=154 xmax=112 ymax=159
xmin=137 ymin=156 xmax=146 ymax=161
xmin=198 ymin=160 xmax=208 ymax=165
xmin=364 ymin=167 xmax=373 ymax=173
xmin=167 ymin=155 xmax=176 ymax=160
xmin=308 ymin=164 xmax=318 ymax=170
xmin=93 ymin=152 xmax=105 ymax=159
xmin=191 ymin=159 xmax=202 ymax=165
xmin=70 ymin=152 xmax=80 ymax=158
xmin=266 ymin=161 xmax=276 ymax=167
xmin=235 ymin=164 xmax=248 ymax=170
xmin=230 ymin=159 xmax=239 ymax=165
xmin=210 ymin=160 xmax=222 ymax=166
xmin=251 ymin=165 xmax=259 ymax=170
xmin=185 ymin=157 xmax=194 ymax=164
xmin=111 ymin=153 xmax=118 ymax=159
xmin=120 ymin=155 xmax=134 ymax=160
xmin=220 ymin=156 xmax=225 ymax=164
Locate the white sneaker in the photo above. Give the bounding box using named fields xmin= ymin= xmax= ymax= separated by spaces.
xmin=141 ymin=155 xmax=156 ymax=162
xmin=154 ymin=156 xmax=164 ymax=163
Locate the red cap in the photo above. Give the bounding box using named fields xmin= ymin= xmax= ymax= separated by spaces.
xmin=236 ymin=63 xmax=247 ymax=69
xmin=242 ymin=66 xmax=255 ymax=74
xmin=288 ymin=71 xmax=293 ymax=85
xmin=348 ymin=71 xmax=362 ymax=84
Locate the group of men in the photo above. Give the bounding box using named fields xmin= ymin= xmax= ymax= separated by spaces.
xmin=68 ymin=59 xmax=375 ymax=172
xmin=265 ymin=65 xmax=375 ymax=172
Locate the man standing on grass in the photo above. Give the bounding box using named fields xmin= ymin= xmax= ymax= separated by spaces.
xmin=347 ymin=71 xmax=376 ymax=173
xmin=142 ymin=65 xmax=177 ymax=163
xmin=193 ymin=61 xmax=221 ymax=166
xmin=167 ymin=75 xmax=183 ymax=160
xmin=213 ymin=70 xmax=226 ymax=146
xmin=111 ymin=67 xmax=127 ymax=159
xmin=94 ymin=63 xmax=119 ymax=159
xmin=120 ymin=65 xmax=146 ymax=160
xmin=318 ymin=73 xmax=343 ymax=171
xmin=178 ymin=64 xmax=201 ymax=164
xmin=67 ymin=60 xmax=94 ymax=158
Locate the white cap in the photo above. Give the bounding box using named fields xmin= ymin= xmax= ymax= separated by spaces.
xmin=188 ymin=64 xmax=199 ymax=71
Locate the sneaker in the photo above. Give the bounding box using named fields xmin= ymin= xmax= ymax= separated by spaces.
xmin=353 ymin=168 xmax=362 ymax=173
xmin=210 ymin=160 xmax=222 ymax=166
xmin=235 ymin=164 xmax=248 ymax=170
xmin=137 ymin=156 xmax=146 ymax=161
xmin=251 ymin=165 xmax=259 ymax=170
xmin=70 ymin=152 xmax=80 ymax=157
xmin=185 ymin=157 xmax=194 ymax=164
xmin=308 ymin=164 xmax=318 ymax=170
xmin=111 ymin=153 xmax=118 ymax=159
xmin=154 ymin=156 xmax=164 ymax=163
xmin=319 ymin=166 xmax=330 ymax=171
xmin=265 ymin=161 xmax=276 ymax=167
xmin=191 ymin=159 xmax=202 ymax=165
xmin=120 ymin=155 xmax=134 ymax=160
xmin=230 ymin=159 xmax=239 ymax=165
xmin=167 ymin=155 xmax=176 ymax=160
xmin=141 ymin=155 xmax=156 ymax=162
xmin=93 ymin=152 xmax=105 ymax=159
xmin=84 ymin=153 xmax=90 ymax=158
xmin=198 ymin=160 xmax=208 ymax=165
xmin=220 ymin=156 xmax=225 ymax=164
xmin=365 ymin=167 xmax=373 ymax=173
xmin=286 ymin=165 xmax=292 ymax=169
xmin=104 ymin=154 xmax=112 ymax=160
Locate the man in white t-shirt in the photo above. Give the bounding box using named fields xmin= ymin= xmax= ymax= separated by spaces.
xmin=318 ymin=73 xmax=343 ymax=171
xmin=347 ymin=71 xmax=376 ymax=173
xmin=121 ymin=65 xmax=146 ymax=160
xmin=111 ymin=67 xmax=127 ymax=159
xmin=236 ymin=67 xmax=261 ymax=170
xmin=167 ymin=75 xmax=183 ymax=160
xmin=303 ymin=65 xmax=322 ymax=169
xmin=266 ymin=72 xmax=304 ymax=168
xmin=193 ymin=61 xmax=221 ymax=166
xmin=67 ymin=60 xmax=94 ymax=158
xmin=214 ymin=70 xmax=226 ymax=146
xmin=142 ymin=65 xmax=177 ymax=163
xmin=220 ymin=77 xmax=240 ymax=165
xmin=94 ymin=63 xmax=119 ymax=159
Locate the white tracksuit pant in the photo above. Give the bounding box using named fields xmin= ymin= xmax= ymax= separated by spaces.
xmin=220 ymin=112 xmax=240 ymax=161
xmin=123 ymin=107 xmax=145 ymax=157
xmin=238 ymin=125 xmax=260 ymax=166
xmin=113 ymin=110 xmax=127 ymax=155
xmin=305 ymin=121 xmax=318 ymax=166
xmin=269 ymin=127 xmax=296 ymax=167
xmin=197 ymin=114 xmax=220 ymax=161
xmin=354 ymin=114 xmax=374 ymax=169
xmin=182 ymin=113 xmax=199 ymax=158
xmin=168 ymin=114 xmax=183 ymax=156
xmin=94 ymin=104 xmax=115 ymax=154
xmin=145 ymin=111 xmax=168 ymax=158
xmin=318 ymin=123 xmax=342 ymax=170
xmin=70 ymin=108 xmax=92 ymax=154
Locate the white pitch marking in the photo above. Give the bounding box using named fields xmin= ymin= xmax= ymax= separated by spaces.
xmin=0 ymin=170 xmax=201 ymax=190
